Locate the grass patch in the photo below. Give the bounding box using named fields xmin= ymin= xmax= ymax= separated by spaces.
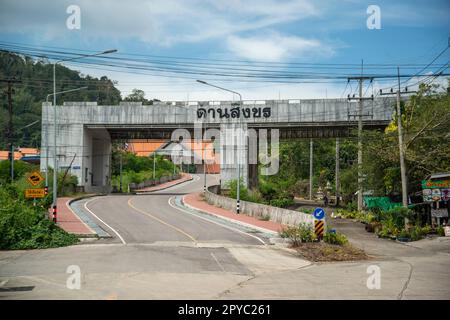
xmin=293 ymin=242 xmax=368 ymax=262
xmin=258 ymin=214 xmax=271 ymax=221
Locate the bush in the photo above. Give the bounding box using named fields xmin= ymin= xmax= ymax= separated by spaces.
xmin=383 ymin=207 xmax=413 ymax=230
xmin=420 ymin=225 xmax=432 ymax=236
xmin=392 ymin=224 xmax=432 ymax=242
xmin=0 ymin=185 xmax=78 ymax=250
xmin=111 ymin=152 xmax=179 ymax=191
xmin=259 ymin=180 xmax=277 ymax=201
xmin=346 ymin=202 xmax=357 ymax=212
xmin=269 ymin=197 xmax=295 ymax=208
xmin=377 ymin=217 xmax=400 ymax=238
xmin=397 ymin=228 xmax=410 ymax=240
xmin=360 ymin=213 xmax=376 ymax=224
xmin=245 ymin=190 xmax=265 ymax=204
xmin=323 ymin=231 xmax=348 ymax=246
xmin=336 ymin=208 xmax=358 ymax=219
xmin=409 ymin=226 xmax=424 ymax=241
xmin=300 ymin=207 xmax=313 ymax=214
xmin=437 ymin=226 xmax=445 ymax=237
xmin=279 ymin=223 xmax=316 ymax=246
xmin=227 ymin=178 xmax=249 ymax=200
xmin=0 ymin=160 xmax=32 ymax=184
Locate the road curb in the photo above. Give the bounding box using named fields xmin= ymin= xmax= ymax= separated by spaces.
xmin=176 ymin=195 xmax=309 ymax=258
xmin=180 ymin=194 xmax=279 ymax=237
xmin=68 ymin=195 xmax=112 ymax=239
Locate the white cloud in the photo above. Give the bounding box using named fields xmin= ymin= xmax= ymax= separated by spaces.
xmin=0 ymin=0 xmax=319 ymax=46
xmin=226 ymin=33 xmax=333 ymax=62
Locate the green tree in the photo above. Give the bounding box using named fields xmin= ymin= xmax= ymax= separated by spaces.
xmin=0 ymin=51 xmax=122 ymax=149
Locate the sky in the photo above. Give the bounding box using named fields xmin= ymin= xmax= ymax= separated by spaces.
xmin=0 ymin=0 xmax=449 ymax=101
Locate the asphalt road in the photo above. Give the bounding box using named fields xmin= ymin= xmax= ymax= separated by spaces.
xmin=84 ymin=174 xmax=262 ymax=246
xmin=0 ymin=174 xmax=449 ymax=299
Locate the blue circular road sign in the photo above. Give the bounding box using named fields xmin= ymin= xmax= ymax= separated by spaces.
xmin=313 ymin=207 xmax=325 ymax=220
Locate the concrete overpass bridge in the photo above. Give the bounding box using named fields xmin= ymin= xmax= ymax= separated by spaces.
xmin=41 ymin=98 xmax=395 ymax=192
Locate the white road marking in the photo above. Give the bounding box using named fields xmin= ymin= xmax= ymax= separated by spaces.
xmin=210 ymin=253 xmax=226 ymax=273
xmin=168 ymin=196 xmax=266 ymax=245
xmin=0 ymin=280 xmax=8 ymax=287
xmin=84 ymin=197 xmax=127 ymax=245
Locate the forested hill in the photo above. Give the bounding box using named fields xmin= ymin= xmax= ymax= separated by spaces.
xmin=0 ymin=51 xmax=122 ymax=149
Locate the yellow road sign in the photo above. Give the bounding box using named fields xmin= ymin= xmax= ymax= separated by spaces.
xmin=25 ymin=188 xmax=45 ymax=198
xmin=315 ymin=220 xmax=325 ymax=238
xmin=27 ymin=171 xmax=44 ymax=186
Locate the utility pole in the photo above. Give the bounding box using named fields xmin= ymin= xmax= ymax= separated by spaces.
xmin=1 ymin=79 xmax=21 ymax=183
xmin=347 ymin=63 xmax=374 ymax=212
xmin=203 ymin=158 xmax=207 ymax=192
xmin=309 ymin=139 xmax=313 ymax=201
xmin=396 ymin=67 xmax=408 ymax=209
xmin=173 ymin=156 xmax=176 ymax=176
xmin=153 ymin=150 xmax=156 ymax=180
xmin=357 ymin=76 xmax=363 ymax=211
xmin=203 ymin=129 xmax=207 ymax=192
xmin=52 ymin=49 xmax=117 ymax=221
xmin=7 ymin=81 xmax=14 ymax=183
xmin=335 ymin=137 xmax=340 ymax=207
xmin=119 ymin=150 xmax=123 ymax=192
xmin=379 ymin=67 xmax=416 ymax=219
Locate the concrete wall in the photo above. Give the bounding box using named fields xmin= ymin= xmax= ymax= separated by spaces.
xmin=41 ymin=102 xmax=111 ymax=193
xmin=205 ymin=185 xmax=314 ymax=227
xmin=44 ymin=99 xmax=393 ymax=127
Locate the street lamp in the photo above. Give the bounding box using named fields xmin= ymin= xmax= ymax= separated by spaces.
xmin=52 ymin=49 xmax=117 ymax=220
xmin=45 ymin=86 xmax=88 ymax=190
xmin=196 ymin=80 xmax=243 ymax=214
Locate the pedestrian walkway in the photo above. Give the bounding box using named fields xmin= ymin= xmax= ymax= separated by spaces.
xmin=183 ymin=192 xmax=284 ymax=234
xmin=135 ymin=173 xmax=192 ymax=192
xmin=54 ymin=197 xmax=96 ymax=236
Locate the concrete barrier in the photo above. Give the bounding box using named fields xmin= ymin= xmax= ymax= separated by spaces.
xmin=129 ymin=174 xmax=184 ymax=192
xmin=205 ymin=185 xmax=314 ymax=227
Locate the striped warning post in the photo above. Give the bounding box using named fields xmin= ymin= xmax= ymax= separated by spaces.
xmin=315 ymin=220 xmax=324 ymax=239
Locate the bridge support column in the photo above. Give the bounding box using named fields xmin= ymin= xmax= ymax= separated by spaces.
xmin=248 ymin=163 xmax=258 ymax=190
xmin=220 ymin=122 xmax=248 ymax=189
xmin=247 ymin=128 xmax=258 ymax=190
xmin=83 ymin=128 xmax=112 ymax=194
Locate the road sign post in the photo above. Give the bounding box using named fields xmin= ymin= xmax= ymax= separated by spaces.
xmin=25 ymin=170 xmax=46 ymax=210
xmin=314 ymin=220 xmax=325 ymax=239
xmin=313 ymin=207 xmax=326 ymax=240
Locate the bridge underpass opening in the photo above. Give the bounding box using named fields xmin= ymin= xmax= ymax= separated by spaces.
xmin=40 ymin=98 xmax=395 ymax=193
